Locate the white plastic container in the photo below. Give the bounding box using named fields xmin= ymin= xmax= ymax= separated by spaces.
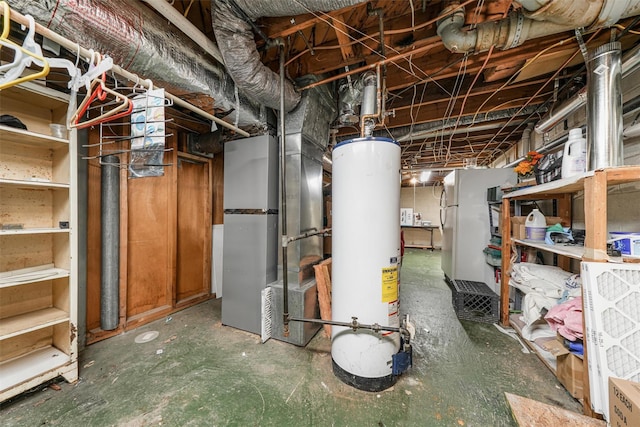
xmin=525 ymin=209 xmax=546 ymax=241
xmin=561 ymin=128 xmax=586 ymax=179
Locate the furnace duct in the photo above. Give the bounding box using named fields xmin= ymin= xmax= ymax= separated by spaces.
xmin=211 ymin=0 xmax=366 ymax=112
xmin=10 ymin=0 xmax=266 ymax=129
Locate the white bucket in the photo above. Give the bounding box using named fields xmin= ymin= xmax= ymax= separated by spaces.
xmin=525 ymin=209 xmax=546 ymax=241
xmin=608 ymin=232 xmax=640 ymax=257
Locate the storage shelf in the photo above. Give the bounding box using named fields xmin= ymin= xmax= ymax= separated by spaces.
xmin=1 ymin=81 xmax=70 ymax=108
xmin=0 ymin=125 xmax=69 ymax=147
xmin=0 ymin=346 xmax=70 ymax=392
xmin=503 ymin=166 xmax=640 ymax=200
xmin=509 ymin=314 xmax=557 ymax=373
xmin=0 ymin=307 xmax=69 ymax=340
xmin=0 ymin=267 xmax=69 ymax=289
xmin=0 ymin=178 xmax=70 ymax=190
xmin=0 ymin=80 xmax=77 ymax=402
xmin=0 ymin=228 xmax=70 ymax=235
xmin=512 ymin=239 xmax=585 ymax=260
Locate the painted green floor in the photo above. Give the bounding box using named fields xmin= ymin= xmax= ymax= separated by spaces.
xmin=1 ymin=249 xmax=582 ymax=426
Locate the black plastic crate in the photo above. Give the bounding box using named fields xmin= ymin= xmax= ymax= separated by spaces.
xmin=450 ymin=280 xmax=499 ymax=324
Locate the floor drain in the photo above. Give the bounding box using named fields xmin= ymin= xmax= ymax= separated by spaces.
xmin=134 ymin=331 xmax=159 ymax=343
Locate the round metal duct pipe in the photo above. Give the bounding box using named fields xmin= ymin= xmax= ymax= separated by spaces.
xmin=100 ymin=155 xmax=120 ymax=331
xmin=587 ymin=42 xmax=624 ymax=169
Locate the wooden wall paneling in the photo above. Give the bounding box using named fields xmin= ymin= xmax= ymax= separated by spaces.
xmin=169 ymin=136 xmax=178 ymax=308
xmin=118 ymin=150 xmax=129 ymax=330
xmin=175 ymin=152 xmax=212 ymax=306
xmin=124 ymin=135 xmax=176 ymax=324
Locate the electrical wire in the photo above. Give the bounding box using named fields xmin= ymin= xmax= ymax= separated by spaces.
xmin=476 ymin=29 xmax=604 ymax=164
xmin=470 ymin=35 xmax=577 ymax=125
xmin=444 ymin=45 xmax=494 ymax=163
xmin=288 ymin=0 xmax=472 ymax=95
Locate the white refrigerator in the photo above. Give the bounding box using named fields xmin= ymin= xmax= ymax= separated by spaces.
xmin=440 ymin=168 xmax=515 ymax=291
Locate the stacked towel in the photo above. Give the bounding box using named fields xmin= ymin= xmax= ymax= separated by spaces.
xmin=545 ymin=296 xmax=583 ymax=341
xmin=510 ymin=263 xmax=582 ymax=333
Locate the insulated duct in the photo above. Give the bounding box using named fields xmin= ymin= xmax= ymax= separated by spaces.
xmin=10 ymin=0 xmax=265 ymax=129
xmin=211 ymin=0 xmax=366 ymax=112
xmin=437 ymin=0 xmax=640 ymax=54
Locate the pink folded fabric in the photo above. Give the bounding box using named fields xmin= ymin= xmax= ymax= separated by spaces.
xmin=544 ymin=297 xmax=583 ymax=341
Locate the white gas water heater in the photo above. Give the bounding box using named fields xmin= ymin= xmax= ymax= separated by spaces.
xmin=331 ymin=136 xmax=414 ymax=391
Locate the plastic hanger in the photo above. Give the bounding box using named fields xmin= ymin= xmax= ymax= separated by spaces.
xmin=0 ymin=12 xmax=50 ymax=91
xmin=70 ymin=73 xmax=133 ymax=129
xmin=0 ymin=1 xmax=24 ymax=73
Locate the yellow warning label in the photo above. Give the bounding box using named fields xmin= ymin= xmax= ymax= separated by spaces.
xmin=381 ymin=266 xmax=398 ymax=303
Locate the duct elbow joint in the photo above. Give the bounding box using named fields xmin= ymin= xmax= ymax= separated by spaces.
xmin=437 ymin=6 xmax=477 ymax=53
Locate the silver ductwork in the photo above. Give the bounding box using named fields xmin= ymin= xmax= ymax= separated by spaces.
xmin=270 ymin=82 xmax=337 ymax=346
xmin=587 ymin=42 xmax=624 ymax=169
xmin=437 ymin=0 xmax=640 ymax=54
xmin=211 ymin=0 xmax=366 ymax=112
xmin=11 ymin=0 xmax=265 ymax=129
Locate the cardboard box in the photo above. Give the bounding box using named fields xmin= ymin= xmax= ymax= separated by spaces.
xmin=510 ymin=216 xmax=565 ymax=240
xmin=556 ymin=352 xmax=583 ymax=399
xmin=511 ymin=216 xmax=527 ymax=240
xmin=542 ymin=335 xmax=584 ymax=399
xmin=609 ymin=377 xmax=640 ymax=427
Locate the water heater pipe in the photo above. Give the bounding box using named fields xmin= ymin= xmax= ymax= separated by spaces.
xmin=278 ymin=41 xmax=290 ymax=337
xmin=290 ymin=316 xmax=410 ymax=338
xmin=360 ymin=68 xmax=381 ymax=137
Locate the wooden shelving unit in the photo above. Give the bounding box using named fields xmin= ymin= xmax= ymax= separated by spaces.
xmin=500 ymin=165 xmax=640 ymax=417
xmin=0 ymin=82 xmax=78 ymax=401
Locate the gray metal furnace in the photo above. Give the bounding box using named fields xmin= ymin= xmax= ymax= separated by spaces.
xmin=221 ymin=135 xmax=278 ymax=334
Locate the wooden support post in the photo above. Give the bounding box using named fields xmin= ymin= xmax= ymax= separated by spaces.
xmin=500 ymin=199 xmax=511 ymax=326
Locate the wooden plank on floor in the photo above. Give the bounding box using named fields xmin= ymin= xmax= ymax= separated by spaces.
xmin=505 ymin=393 xmax=605 ymax=427
xmin=313 ymin=258 xmax=332 ymax=338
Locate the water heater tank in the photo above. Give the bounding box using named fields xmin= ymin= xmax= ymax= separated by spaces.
xmin=331 ymin=136 xmax=402 ymax=391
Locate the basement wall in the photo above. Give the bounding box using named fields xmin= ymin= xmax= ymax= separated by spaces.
xmin=400 ymin=184 xmax=444 ymax=249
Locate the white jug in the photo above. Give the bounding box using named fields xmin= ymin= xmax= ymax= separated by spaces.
xmin=561 ymin=128 xmax=586 ymax=179
xmin=525 ymin=209 xmax=546 ymax=241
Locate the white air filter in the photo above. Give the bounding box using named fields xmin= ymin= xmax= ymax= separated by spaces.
xmin=582 ymin=262 xmax=640 ymax=420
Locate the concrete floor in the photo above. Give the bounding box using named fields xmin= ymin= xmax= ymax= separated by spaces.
xmin=1 ymin=249 xmax=582 ymax=426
